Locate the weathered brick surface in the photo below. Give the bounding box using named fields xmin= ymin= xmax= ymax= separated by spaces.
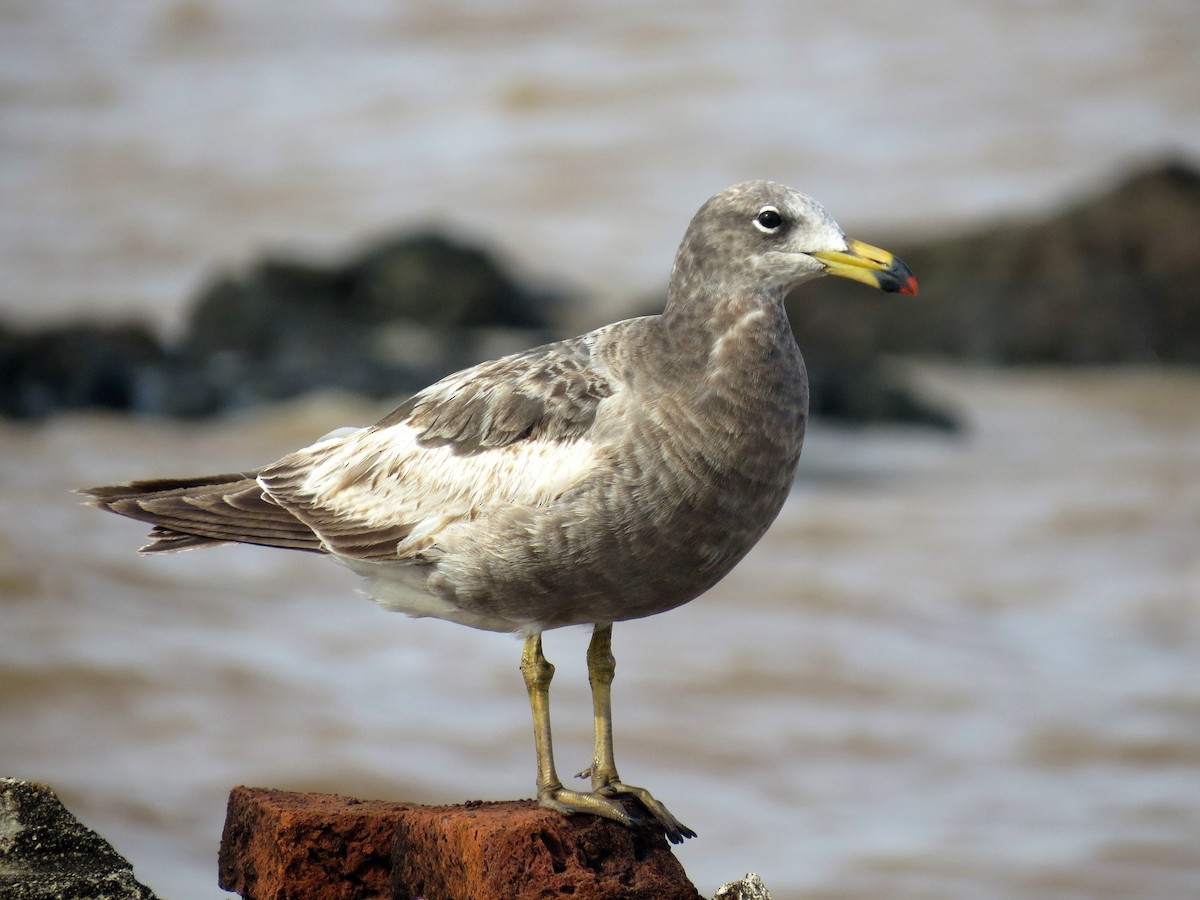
xmin=390 ymin=798 xmax=701 ymax=900
xmin=218 ymin=787 xmax=415 ymax=900
xmin=219 ymin=787 xmax=701 ymax=900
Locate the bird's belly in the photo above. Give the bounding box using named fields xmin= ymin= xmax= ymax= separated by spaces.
xmin=417 ymin=456 xmax=795 ymax=631
xmin=341 ymin=405 xmax=802 ymax=634
xmin=339 ymin=556 xmax=540 ymax=633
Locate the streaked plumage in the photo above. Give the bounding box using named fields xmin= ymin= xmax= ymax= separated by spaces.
xmin=83 ymin=181 xmax=916 ymax=840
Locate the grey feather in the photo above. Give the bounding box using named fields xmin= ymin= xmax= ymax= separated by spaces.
xmin=378 ymin=336 xmax=614 ymax=452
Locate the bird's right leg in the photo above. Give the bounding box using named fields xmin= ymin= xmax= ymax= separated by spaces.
xmin=520 ymin=632 xmax=641 ymax=827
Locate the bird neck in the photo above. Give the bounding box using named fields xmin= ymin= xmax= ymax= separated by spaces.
xmin=663 ymin=276 xmax=793 ymax=361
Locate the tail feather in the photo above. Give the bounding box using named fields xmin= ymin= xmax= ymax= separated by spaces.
xmin=79 ymin=472 xmax=325 ymax=554
xmin=140 ymin=528 xmax=228 ymax=553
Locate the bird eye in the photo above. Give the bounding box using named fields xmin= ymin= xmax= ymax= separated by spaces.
xmin=753 ymin=207 xmax=783 ymax=233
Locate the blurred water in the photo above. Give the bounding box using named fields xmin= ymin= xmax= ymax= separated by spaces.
xmin=3 ymin=3 xmax=1200 ymax=898
xmin=1 ymin=1 xmax=1198 ymax=333
xmin=3 ymin=366 xmax=1199 ymax=899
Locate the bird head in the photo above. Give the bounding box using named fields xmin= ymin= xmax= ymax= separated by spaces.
xmin=672 ymin=180 xmax=918 ymax=298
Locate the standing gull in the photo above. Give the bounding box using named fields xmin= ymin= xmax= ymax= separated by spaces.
xmin=83 ymin=181 xmax=916 ymax=843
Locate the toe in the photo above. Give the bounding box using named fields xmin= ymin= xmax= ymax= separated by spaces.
xmin=596 ymin=781 xmax=696 ymax=842
xmin=537 ymin=788 xmax=644 ymax=828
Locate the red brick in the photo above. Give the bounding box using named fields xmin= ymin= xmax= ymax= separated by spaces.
xmin=391 ymin=798 xmax=701 ymax=900
xmin=219 ymin=787 xmax=414 ymax=899
xmin=218 ymin=787 xmax=701 ymax=900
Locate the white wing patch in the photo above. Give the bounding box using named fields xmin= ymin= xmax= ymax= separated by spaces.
xmin=266 ymin=422 xmax=600 ymax=556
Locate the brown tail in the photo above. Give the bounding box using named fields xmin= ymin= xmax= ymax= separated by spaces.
xmin=80 ymin=472 xmax=324 ymax=554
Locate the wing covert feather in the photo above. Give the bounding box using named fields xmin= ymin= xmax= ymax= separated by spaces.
xmin=258 ymin=334 xmax=620 ymax=562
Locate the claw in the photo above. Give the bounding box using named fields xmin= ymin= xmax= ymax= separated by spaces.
xmin=594 ymin=781 xmax=696 ymax=843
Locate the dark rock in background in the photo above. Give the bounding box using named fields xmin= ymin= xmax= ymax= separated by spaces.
xmin=349 ymin=233 xmax=545 ymax=328
xmin=0 ymin=232 xmax=561 ymax=421
xmin=0 ymin=322 xmax=167 ymax=420
xmin=775 ymin=158 xmax=1200 ymax=425
xmin=169 ymin=233 xmax=559 ymax=416
xmin=0 ymin=778 xmax=159 ymax=900
xmin=792 ymin=158 xmax=1200 ymax=365
xmin=801 ymin=353 xmax=960 ymax=431
xmin=1 ymin=159 xmax=1196 ymax=424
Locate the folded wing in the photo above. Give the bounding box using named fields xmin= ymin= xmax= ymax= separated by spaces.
xmin=260 ymin=335 xmax=615 ymax=561
xmin=84 ymin=333 xmax=618 ymax=561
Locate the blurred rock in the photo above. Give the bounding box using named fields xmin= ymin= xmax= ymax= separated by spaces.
xmin=801 ymin=351 xmax=960 ymax=431
xmin=0 ymin=232 xmax=560 ymax=420
xmin=219 ymin=786 xmax=701 ymax=900
xmin=3 ymin=159 xmax=1196 ymax=423
xmin=0 ymin=778 xmax=159 ymax=900
xmin=0 ymin=322 xmax=166 ymax=420
xmin=172 ymin=233 xmax=559 ymax=415
xmin=351 ymin=233 xmax=545 ymax=328
xmin=793 ymin=158 xmax=1200 ymax=364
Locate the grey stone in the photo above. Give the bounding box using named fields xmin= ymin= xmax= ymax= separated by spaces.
xmin=713 ymin=872 xmax=773 ymax=900
xmin=0 ymin=778 xmax=158 ymax=900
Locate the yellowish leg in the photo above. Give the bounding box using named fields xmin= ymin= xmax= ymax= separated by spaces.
xmin=584 ymin=624 xmax=696 ymax=843
xmin=584 ymin=622 xmax=620 ymax=784
xmin=520 ymin=632 xmax=639 ymax=827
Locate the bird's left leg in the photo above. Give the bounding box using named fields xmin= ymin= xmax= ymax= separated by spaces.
xmin=581 ymin=623 xmax=696 ymax=843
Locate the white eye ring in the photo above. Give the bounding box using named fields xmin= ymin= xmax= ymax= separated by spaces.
xmin=753 ymin=206 xmax=783 ymax=233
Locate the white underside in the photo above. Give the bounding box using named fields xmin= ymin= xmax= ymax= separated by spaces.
xmin=336 ymin=556 xmax=537 ymax=634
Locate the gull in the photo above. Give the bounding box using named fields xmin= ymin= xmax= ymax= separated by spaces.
xmin=83 ymin=181 xmax=917 ymax=843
